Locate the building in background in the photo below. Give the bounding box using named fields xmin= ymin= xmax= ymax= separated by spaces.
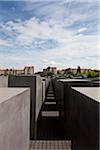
xmin=0 ymin=66 xmax=34 ymax=76
xmin=24 ymin=66 xmax=34 ymax=75
xmin=43 ymin=67 xmax=57 ymax=76
xmin=57 ymin=69 xmax=65 ymax=75
xmin=0 ymin=69 xmax=6 ymax=75
xmin=14 ymin=69 xmax=24 ymax=75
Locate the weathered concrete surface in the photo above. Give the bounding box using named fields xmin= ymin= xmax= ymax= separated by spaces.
xmin=35 ymin=75 xmax=43 ymax=120
xmin=72 ymin=87 xmax=100 ymax=102
xmin=91 ymin=80 xmax=100 ymax=87
xmin=58 ymin=78 xmax=90 ymax=82
xmin=0 ymin=76 xmax=8 ymax=87
xmin=30 ymin=140 xmax=71 ymax=150
xmin=52 ymin=79 xmax=91 ymax=121
xmin=71 ymin=87 xmax=100 ymax=150
xmin=60 ymin=79 xmax=92 ymax=137
xmin=58 ymin=78 xmax=100 ymax=87
xmin=8 ymin=75 xmax=43 ymax=139
xmin=41 ymin=77 xmax=50 ymax=101
xmin=58 ymin=79 xmax=91 ymax=86
xmin=45 ymin=77 xmax=50 ymax=96
xmin=52 ymin=79 xmax=64 ymax=109
xmin=0 ymin=88 xmax=30 ymax=150
xmin=51 ymin=79 xmax=99 ymax=149
xmin=42 ymin=80 xmax=45 ymax=102
xmin=89 ymin=77 xmax=100 ymax=87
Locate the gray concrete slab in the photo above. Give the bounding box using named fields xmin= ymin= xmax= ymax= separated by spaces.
xmin=58 ymin=79 xmax=89 ymax=82
xmin=30 ymin=140 xmax=71 ymax=150
xmin=71 ymin=87 xmax=99 ymax=149
xmin=35 ymin=75 xmax=43 ymax=120
xmin=8 ymin=75 xmax=44 ymax=139
xmin=46 ymin=97 xmax=55 ymax=100
xmin=47 ymin=93 xmax=54 ymax=96
xmin=0 ymin=76 xmax=8 ymax=87
xmin=0 ymin=88 xmax=28 ymax=103
xmin=72 ymin=87 xmax=100 ymax=102
xmin=45 ymin=102 xmax=56 ymax=105
xmin=0 ymin=88 xmax=30 ymax=150
xmin=42 ymin=81 xmax=45 ymax=102
xmin=41 ymin=111 xmax=59 ymax=117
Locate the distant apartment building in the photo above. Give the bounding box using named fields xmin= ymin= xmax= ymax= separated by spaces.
xmin=0 ymin=66 xmax=34 ymax=76
xmin=81 ymin=68 xmax=91 ymax=73
xmin=14 ymin=69 xmax=24 ymax=75
xmin=58 ymin=68 xmax=95 ymax=75
xmin=0 ymin=68 xmax=23 ymax=75
xmin=24 ymin=66 xmax=34 ymax=75
xmin=63 ymin=68 xmax=77 ymax=74
xmin=0 ymin=69 xmax=12 ymax=75
xmin=51 ymin=67 xmax=57 ymax=75
xmin=0 ymin=69 xmax=6 ymax=75
xmin=57 ymin=69 xmax=65 ymax=75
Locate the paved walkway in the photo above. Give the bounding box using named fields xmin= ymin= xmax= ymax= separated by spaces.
xmin=41 ymin=81 xmax=58 ymax=117
xmin=30 ymin=81 xmax=71 ymax=149
xmin=37 ymin=81 xmax=64 ymax=140
xmin=30 ymin=140 xmax=71 ymax=150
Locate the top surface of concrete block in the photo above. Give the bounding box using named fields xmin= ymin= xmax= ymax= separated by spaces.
xmin=92 ymin=81 xmax=100 ymax=84
xmin=0 ymin=76 xmax=8 ymax=87
xmin=0 ymin=88 xmax=29 ymax=103
xmin=72 ymin=87 xmax=100 ymax=102
xmin=58 ymin=79 xmax=89 ymax=82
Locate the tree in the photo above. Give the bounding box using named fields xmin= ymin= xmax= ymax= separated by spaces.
xmin=87 ymin=71 xmax=100 ymax=78
xmin=77 ymin=66 xmax=81 ymax=74
xmin=47 ymin=72 xmax=54 ymax=77
xmin=4 ymin=69 xmax=9 ymax=76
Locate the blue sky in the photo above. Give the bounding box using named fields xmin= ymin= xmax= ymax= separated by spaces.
xmin=0 ymin=0 xmax=99 ymax=71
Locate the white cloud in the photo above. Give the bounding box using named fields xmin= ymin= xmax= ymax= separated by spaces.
xmin=0 ymin=0 xmax=99 ymax=70
xmin=1 ymin=0 xmax=99 ymax=1
xmin=0 ymin=39 xmax=12 ymax=47
xmin=16 ymin=18 xmax=52 ymax=46
xmin=42 ymin=59 xmax=61 ymax=68
xmin=0 ymin=17 xmax=74 ymax=47
xmin=0 ymin=16 xmax=98 ymax=70
xmin=77 ymin=27 xmax=87 ymax=33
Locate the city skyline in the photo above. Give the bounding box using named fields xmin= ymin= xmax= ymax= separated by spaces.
xmin=0 ymin=0 xmax=99 ymax=72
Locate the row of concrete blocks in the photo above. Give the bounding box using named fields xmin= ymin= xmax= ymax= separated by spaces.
xmin=52 ymin=79 xmax=100 ymax=150
xmin=0 ymin=75 xmax=50 ymax=150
